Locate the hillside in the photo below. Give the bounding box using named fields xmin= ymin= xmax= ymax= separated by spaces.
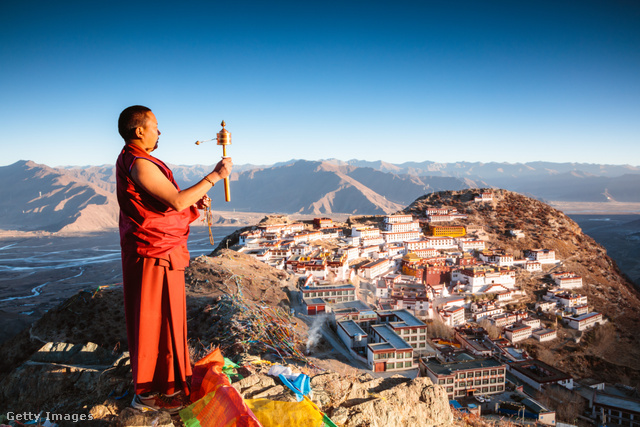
xmin=0 ymin=161 xmax=118 ymax=232
xmin=0 ymin=250 xmax=454 ymax=426
xmin=403 ymin=189 xmax=640 ymax=385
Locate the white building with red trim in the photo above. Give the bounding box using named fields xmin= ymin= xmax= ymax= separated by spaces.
xmin=426 ymin=208 xmax=450 ymax=216
xmin=556 ymin=292 xmax=588 ymax=308
xmin=351 ymin=226 xmax=382 ymax=239
xmin=571 ymin=304 xmax=589 ymax=316
xmin=533 ymin=328 xmax=557 ymax=342
xmin=424 ymin=236 xmax=457 ymax=249
xmin=567 ymin=312 xmax=603 ymax=331
xmin=479 ymin=250 xmax=515 ymax=267
xmin=382 ymin=230 xmax=422 ymax=243
xmin=360 ymin=258 xmax=392 ymax=280
xmin=385 ymin=220 xmax=421 ymax=233
xmin=458 ymin=239 xmax=486 ymax=252
xmin=552 ymin=272 xmax=583 ymax=289
xmin=474 ymin=192 xmax=494 ymax=202
xmin=527 ymin=249 xmax=556 ymax=264
xmin=438 ymin=306 xmax=466 ymax=327
xmin=504 ymin=324 xmax=533 ymax=343
xmin=524 ymin=261 xmax=542 ymax=272
xmin=384 ymin=214 xmax=414 ymax=224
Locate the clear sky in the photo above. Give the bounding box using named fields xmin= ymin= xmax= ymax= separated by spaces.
xmin=1 ymin=0 xmax=639 ymax=167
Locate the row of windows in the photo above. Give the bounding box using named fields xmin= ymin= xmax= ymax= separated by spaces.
xmin=398 ymin=328 xmax=427 ymax=335
xmin=387 ymin=361 xmax=412 ymax=369
xmin=374 ymin=352 xmax=413 ymax=360
xmin=455 ymin=378 xmax=504 ymax=388
xmin=306 ymin=290 xmax=355 ymax=297
xmin=326 ymin=296 xmax=355 ymax=303
xmin=447 ymin=385 xmax=505 ymax=397
xmin=457 ymin=369 xmax=505 ymax=379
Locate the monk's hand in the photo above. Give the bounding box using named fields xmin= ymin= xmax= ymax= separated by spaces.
xmin=196 ymin=194 xmax=211 ymax=209
xmin=212 ymin=156 xmax=233 ymax=180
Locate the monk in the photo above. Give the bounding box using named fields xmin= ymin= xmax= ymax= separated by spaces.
xmin=116 ymin=105 xmax=232 ymax=413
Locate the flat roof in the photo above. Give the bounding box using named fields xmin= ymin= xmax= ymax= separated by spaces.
xmin=368 ymin=342 xmax=395 ymax=352
xmin=569 ymin=312 xmax=601 ymax=321
xmin=303 ymin=297 xmax=326 ymax=306
xmin=338 ymin=320 xmax=368 ymax=338
xmin=377 ymin=309 xmax=426 ymax=327
xmin=332 ymin=299 xmax=371 ymax=313
xmin=593 ymin=394 xmax=640 ymax=414
xmin=370 ymin=324 xmax=413 ymax=350
xmin=362 ymin=259 xmax=389 ymax=268
xmin=509 ymin=359 xmax=571 ymax=383
xmin=424 ymin=358 xmax=505 ymax=376
xmin=301 ymin=284 xmax=355 ymax=291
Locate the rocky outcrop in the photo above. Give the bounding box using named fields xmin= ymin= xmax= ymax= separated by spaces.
xmin=307 ymin=372 xmax=452 ymax=427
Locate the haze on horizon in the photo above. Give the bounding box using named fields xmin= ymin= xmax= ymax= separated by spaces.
xmin=1 ymin=1 xmax=639 ymax=168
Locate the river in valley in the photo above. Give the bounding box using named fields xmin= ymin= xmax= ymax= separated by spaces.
xmin=0 ymin=226 xmax=239 ymax=343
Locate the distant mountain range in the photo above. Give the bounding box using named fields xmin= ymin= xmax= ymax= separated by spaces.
xmin=0 ymin=161 xmax=119 ymax=232
xmin=1 ymin=158 xmax=639 ymax=232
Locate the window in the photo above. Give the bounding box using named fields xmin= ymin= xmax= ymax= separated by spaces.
xmin=459 ymin=373 xmax=466 ymax=379
xmin=498 ymin=369 xmax=504 ymax=374
xmin=475 ymin=372 xmax=482 ymax=378
xmin=491 ymin=370 xmax=496 ymax=375
xmin=387 ymin=363 xmax=394 ymax=369
xmin=447 ymin=378 xmax=453 ymax=384
xmin=490 ymin=378 xmax=496 ymax=384
xmin=490 ymin=386 xmax=496 ymax=392
xmin=438 ymin=380 xmax=445 ymax=385
xmin=483 ymin=371 xmax=489 ymax=376
xmin=497 ymin=385 xmax=504 ymax=391
xmin=405 ymin=361 xmax=412 ymax=368
xmin=446 ymin=387 xmax=453 ymax=393
xmin=475 ymin=380 xmax=480 ymax=386
xmin=467 ymin=381 xmax=473 ymax=387
xmin=482 ymin=379 xmax=488 ymax=385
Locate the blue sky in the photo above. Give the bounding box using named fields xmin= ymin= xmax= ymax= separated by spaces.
xmin=1 ymin=0 xmax=639 ymax=167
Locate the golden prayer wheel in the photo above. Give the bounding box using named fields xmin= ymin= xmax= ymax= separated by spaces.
xmin=195 ymin=120 xmax=232 ymax=202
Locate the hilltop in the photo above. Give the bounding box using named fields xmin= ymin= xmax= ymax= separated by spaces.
xmin=402 ymin=189 xmax=640 ymax=384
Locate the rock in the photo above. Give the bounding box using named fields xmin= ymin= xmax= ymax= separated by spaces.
xmin=113 ymin=408 xmax=174 ymax=427
xmin=232 ymin=374 xmax=277 ymax=397
xmin=311 ymin=373 xmax=452 ymax=427
xmin=89 ymin=404 xmax=113 ymax=420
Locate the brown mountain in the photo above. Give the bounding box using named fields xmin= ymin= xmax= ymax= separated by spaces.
xmin=0 ymin=161 xmax=118 ymax=232
xmin=217 ymin=160 xmax=472 ymax=214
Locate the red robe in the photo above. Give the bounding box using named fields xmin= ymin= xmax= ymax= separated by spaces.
xmin=116 ymin=144 xmax=199 ymax=396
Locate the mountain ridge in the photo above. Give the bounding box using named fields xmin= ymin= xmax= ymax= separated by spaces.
xmin=2 ymin=158 xmax=640 ymax=233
